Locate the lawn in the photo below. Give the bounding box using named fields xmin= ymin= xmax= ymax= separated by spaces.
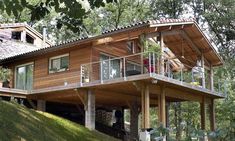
xmin=0 ymin=100 xmax=120 ymax=141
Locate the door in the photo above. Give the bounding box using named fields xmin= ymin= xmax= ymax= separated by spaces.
xmin=15 ymin=63 xmax=33 ymax=90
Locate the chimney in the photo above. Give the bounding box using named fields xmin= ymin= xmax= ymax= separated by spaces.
xmin=42 ymin=26 xmax=47 ymax=48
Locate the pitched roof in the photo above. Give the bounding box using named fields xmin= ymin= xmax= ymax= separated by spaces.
xmin=0 ymin=18 xmax=223 ymax=66
xmin=0 ymin=39 xmax=38 ymax=60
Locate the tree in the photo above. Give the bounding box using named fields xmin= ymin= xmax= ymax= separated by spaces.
xmin=0 ymin=0 xmax=115 ymax=33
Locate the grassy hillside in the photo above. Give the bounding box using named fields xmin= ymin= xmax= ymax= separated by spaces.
xmin=0 ymin=100 xmax=119 ymax=141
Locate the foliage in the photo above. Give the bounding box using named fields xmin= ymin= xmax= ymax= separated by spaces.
xmin=0 ymin=100 xmax=119 ymax=141
xmin=140 ymin=34 xmax=161 ymax=58
xmin=0 ymin=68 xmax=11 ymax=81
xmin=0 ymin=0 xmax=234 ymax=140
xmin=0 ymin=0 xmax=115 ymax=33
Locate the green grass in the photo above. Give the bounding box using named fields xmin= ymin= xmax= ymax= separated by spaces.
xmin=0 ymin=100 xmax=120 ymax=141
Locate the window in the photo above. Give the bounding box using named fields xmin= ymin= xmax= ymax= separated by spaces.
xmin=12 ymin=31 xmax=21 ymax=40
xmin=15 ymin=63 xmax=33 ymax=90
xmin=49 ymin=54 xmax=69 ymax=73
xmin=127 ymin=41 xmax=135 ymax=54
xmin=26 ymin=34 xmax=34 ymax=44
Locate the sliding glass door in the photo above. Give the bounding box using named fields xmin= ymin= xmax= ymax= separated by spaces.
xmin=15 ymin=63 xmax=33 ymax=90
xmin=100 ymin=54 xmax=121 ymax=80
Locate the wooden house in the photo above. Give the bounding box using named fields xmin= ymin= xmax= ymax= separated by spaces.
xmin=0 ymin=19 xmax=224 ymax=140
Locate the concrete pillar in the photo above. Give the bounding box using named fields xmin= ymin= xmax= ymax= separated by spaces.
xmin=37 ymin=100 xmax=46 ymax=112
xmin=130 ymin=102 xmax=140 ymax=140
xmin=85 ymin=89 xmax=95 ymax=130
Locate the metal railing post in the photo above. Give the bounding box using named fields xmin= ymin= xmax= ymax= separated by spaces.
xmin=180 ymin=64 xmax=183 ymax=82
xmin=153 ymin=52 xmax=156 ymax=74
xmin=167 ymin=59 xmax=170 ymax=77
xmin=100 ymin=61 xmax=103 ymax=84
xmin=191 ymin=69 xmax=194 ymax=82
xmin=109 ymin=59 xmax=111 ymax=79
xmin=80 ymin=65 xmax=83 ymax=86
xmin=149 ymin=52 xmax=152 ymax=76
xmin=123 ymin=57 xmax=126 ymax=80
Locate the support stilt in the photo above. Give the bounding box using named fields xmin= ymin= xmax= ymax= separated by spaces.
xmin=85 ymin=89 xmax=95 ymax=130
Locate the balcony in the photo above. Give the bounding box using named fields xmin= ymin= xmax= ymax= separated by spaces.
xmin=80 ymin=52 xmax=226 ymax=96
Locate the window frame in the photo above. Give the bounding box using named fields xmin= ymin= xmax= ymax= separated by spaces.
xmin=49 ymin=53 xmax=69 ymax=74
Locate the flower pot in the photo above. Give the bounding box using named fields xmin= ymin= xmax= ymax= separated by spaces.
xmin=84 ymin=78 xmax=89 ymax=83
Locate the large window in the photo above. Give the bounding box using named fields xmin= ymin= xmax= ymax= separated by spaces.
xmin=100 ymin=54 xmax=121 ymax=80
xmin=15 ymin=63 xmax=33 ymax=90
xmin=49 ymin=54 xmax=69 ymax=73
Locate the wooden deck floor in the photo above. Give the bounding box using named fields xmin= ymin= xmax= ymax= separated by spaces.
xmin=0 ymin=73 xmax=224 ymax=106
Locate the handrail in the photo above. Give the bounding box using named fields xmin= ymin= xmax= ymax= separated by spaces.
xmin=80 ymin=52 xmax=225 ymax=95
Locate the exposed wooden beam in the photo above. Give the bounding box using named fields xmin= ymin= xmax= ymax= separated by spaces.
xmin=74 ymin=88 xmax=87 ymax=109
xmin=180 ymin=30 xmax=201 ymax=55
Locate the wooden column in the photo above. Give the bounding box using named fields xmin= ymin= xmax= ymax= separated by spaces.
xmin=130 ymin=101 xmax=139 ymax=140
xmin=85 ymin=89 xmax=96 ymax=130
xmin=141 ymin=84 xmax=150 ymax=129
xmin=37 ymin=100 xmax=46 ymax=112
xmin=201 ymin=55 xmax=206 ymax=88
xmin=158 ymin=87 xmax=166 ymax=127
xmin=160 ymin=33 xmax=165 ymax=75
xmin=166 ymin=102 xmax=170 ymax=128
xmin=200 ymin=97 xmax=206 ymax=130
xmin=209 ymin=99 xmax=216 ymax=131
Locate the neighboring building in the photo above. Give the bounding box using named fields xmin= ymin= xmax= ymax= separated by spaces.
xmin=0 ymin=19 xmax=224 ymax=140
xmin=0 ymin=23 xmax=52 ymax=60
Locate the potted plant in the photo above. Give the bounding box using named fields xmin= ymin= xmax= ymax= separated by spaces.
xmin=82 ymin=66 xmax=90 ymax=83
xmin=140 ymin=34 xmax=161 ymax=73
xmin=49 ymin=67 xmax=58 ymax=73
xmin=0 ymin=68 xmax=11 ymax=88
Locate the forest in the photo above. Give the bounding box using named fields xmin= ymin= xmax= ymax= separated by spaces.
xmin=0 ymin=0 xmax=234 ymax=140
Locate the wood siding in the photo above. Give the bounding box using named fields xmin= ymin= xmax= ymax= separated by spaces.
xmin=6 ymin=44 xmax=92 ymax=89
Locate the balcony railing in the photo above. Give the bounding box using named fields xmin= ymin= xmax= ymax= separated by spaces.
xmin=80 ymin=52 xmax=225 ymax=96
